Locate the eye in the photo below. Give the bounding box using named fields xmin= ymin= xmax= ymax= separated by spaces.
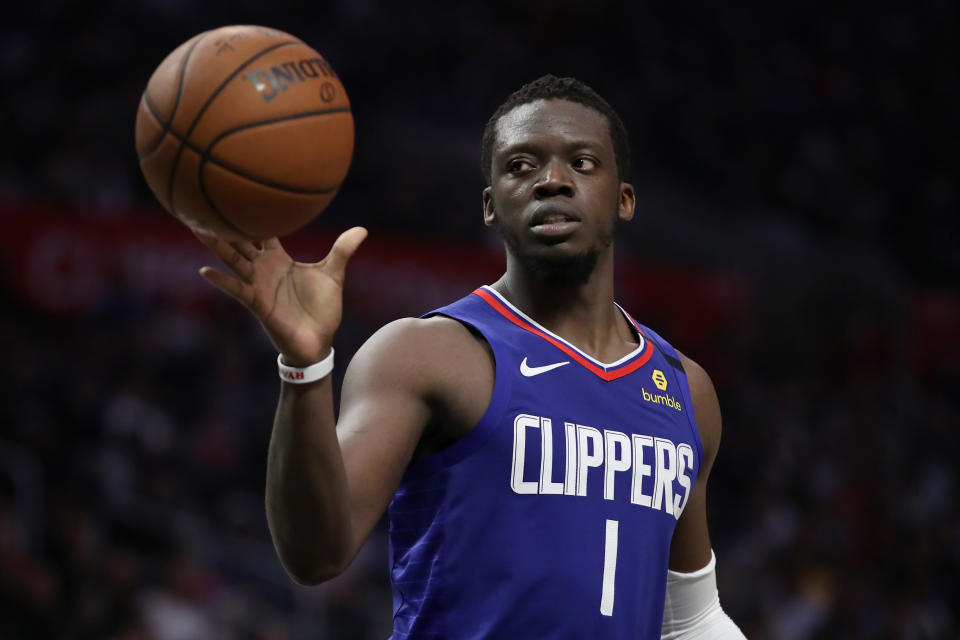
xmin=506 ymin=158 xmax=534 ymax=174
xmin=573 ymin=157 xmax=597 ymax=171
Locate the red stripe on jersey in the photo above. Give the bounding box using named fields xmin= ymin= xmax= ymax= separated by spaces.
xmin=473 ymin=288 xmax=653 ymax=382
xmin=620 ymin=309 xmax=647 ymax=336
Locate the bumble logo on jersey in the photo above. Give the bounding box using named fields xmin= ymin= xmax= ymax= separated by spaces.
xmin=652 ymin=369 xmax=668 ymax=390
xmin=641 ymin=387 xmax=683 ymax=412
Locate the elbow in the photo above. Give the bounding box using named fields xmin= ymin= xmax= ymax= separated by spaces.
xmin=279 ymin=549 xmax=352 ymax=586
xmin=266 ymin=506 xmax=355 ymax=585
xmin=284 ymin=559 xmax=347 ymax=586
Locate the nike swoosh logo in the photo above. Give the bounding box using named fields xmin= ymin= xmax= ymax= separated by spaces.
xmin=520 ymin=357 xmax=570 ymax=377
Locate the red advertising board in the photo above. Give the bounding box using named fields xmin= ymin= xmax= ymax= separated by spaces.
xmin=2 ymin=199 xmax=752 ymax=354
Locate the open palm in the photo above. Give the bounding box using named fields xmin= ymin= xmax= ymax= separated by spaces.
xmin=194 ymin=227 xmax=367 ymax=366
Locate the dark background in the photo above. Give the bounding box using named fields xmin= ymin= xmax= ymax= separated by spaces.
xmin=1 ymin=1 xmax=957 ymax=638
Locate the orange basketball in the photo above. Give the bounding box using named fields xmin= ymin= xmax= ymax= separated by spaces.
xmin=135 ymin=25 xmax=353 ymax=240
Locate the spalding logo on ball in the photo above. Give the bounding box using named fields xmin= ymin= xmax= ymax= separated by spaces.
xmin=135 ymin=25 xmax=353 ymax=240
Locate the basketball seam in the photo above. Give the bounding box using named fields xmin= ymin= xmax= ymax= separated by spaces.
xmin=204 ymin=107 xmax=352 ymax=193
xmin=179 ymin=145 xmax=259 ymax=238
xmin=141 ymin=98 xmax=346 ymax=195
xmin=153 ymin=116 xmax=345 ymax=195
xmin=137 ymin=33 xmax=208 ymax=160
xmin=138 ymin=94 xmax=167 ymax=160
xmin=166 ymin=39 xmax=301 ymax=224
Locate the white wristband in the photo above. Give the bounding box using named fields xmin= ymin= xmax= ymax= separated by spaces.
xmin=277 ymin=349 xmax=334 ymax=384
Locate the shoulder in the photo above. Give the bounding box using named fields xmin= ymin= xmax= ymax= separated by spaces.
xmin=677 ymin=352 xmax=722 ymax=471
xmin=341 ymin=315 xmax=495 ymax=452
xmin=345 ymin=315 xmax=493 ymax=397
xmin=355 ymin=315 xmax=489 ymax=365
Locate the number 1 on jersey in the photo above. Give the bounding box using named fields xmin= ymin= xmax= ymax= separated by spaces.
xmin=600 ymin=519 xmax=618 ymax=616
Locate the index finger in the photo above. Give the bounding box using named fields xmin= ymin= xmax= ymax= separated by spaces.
xmin=191 ymin=228 xmax=255 ymax=282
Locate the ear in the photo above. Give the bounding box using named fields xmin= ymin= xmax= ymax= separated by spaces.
xmin=483 ymin=187 xmax=496 ymax=226
xmin=618 ymin=182 xmax=636 ymax=222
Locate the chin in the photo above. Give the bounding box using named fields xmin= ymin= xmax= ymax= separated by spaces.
xmin=501 ymin=225 xmax=601 ymax=285
xmin=517 ymin=249 xmax=599 ymax=285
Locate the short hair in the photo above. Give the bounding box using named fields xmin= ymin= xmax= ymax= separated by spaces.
xmin=480 ymin=75 xmax=631 ymax=185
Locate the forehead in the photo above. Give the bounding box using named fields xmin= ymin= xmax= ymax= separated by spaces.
xmin=493 ymin=99 xmax=612 ymax=154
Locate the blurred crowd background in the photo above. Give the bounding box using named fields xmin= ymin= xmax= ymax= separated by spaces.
xmin=2 ymin=1 xmax=957 ymax=638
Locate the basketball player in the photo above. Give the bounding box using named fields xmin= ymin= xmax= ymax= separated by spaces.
xmin=194 ymin=76 xmax=746 ymax=638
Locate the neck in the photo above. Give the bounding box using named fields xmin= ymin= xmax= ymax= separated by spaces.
xmin=491 ymin=247 xmax=638 ymax=362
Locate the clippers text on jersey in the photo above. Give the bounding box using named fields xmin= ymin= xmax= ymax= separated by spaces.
xmin=510 ymin=413 xmax=695 ymax=520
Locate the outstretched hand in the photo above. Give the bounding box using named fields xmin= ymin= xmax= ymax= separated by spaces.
xmin=194 ymin=227 xmax=368 ymax=366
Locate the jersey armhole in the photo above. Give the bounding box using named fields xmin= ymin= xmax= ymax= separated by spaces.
xmin=639 ymin=325 xmax=705 ymax=471
xmin=674 ymin=367 xmax=705 ymax=472
xmin=400 ymin=312 xmax=513 ymax=480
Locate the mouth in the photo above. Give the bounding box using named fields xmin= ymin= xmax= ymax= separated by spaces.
xmin=529 ymin=205 xmax=582 ymax=238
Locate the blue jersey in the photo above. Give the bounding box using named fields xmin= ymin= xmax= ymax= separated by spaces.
xmin=388 ymin=286 xmax=703 ymax=639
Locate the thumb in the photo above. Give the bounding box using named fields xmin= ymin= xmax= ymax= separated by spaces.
xmin=323 ymin=226 xmax=368 ymax=284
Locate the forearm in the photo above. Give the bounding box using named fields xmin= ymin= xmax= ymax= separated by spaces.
xmin=266 ymin=377 xmax=353 ymax=584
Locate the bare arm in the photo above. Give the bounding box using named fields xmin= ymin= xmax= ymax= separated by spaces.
xmin=194 ymin=229 xmax=489 ymax=584
xmin=265 ymin=319 xmax=435 ymax=583
xmin=669 ymin=352 xmax=720 ymax=572
xmin=195 ymin=228 xmax=372 ymax=583
xmin=662 ymin=352 xmax=746 ymax=638
xmin=267 ymin=316 xmax=489 ymax=584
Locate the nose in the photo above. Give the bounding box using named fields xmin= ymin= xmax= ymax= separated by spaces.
xmin=533 ymin=159 xmax=574 ymax=199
